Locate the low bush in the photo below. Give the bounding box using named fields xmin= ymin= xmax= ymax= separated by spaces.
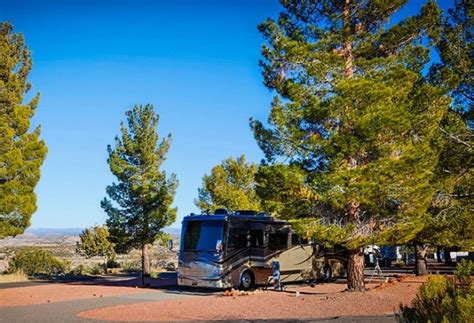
xmin=8 ymin=248 xmax=68 ymax=276
xmin=121 ymin=260 xmax=141 ymax=273
xmin=393 ymin=261 xmax=405 ymax=268
xmin=90 ymin=263 xmax=104 ymax=275
xmin=69 ymin=264 xmax=90 ymax=276
xmin=397 ymin=260 xmax=473 ymax=322
xmin=107 ymin=258 xmax=120 ymax=269
xmin=150 ymin=271 xmax=160 ymax=279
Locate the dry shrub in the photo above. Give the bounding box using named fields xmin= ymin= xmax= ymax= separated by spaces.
xmin=0 ymin=270 xmax=29 ymax=283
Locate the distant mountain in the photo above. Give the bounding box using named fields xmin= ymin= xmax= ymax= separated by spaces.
xmin=163 ymin=227 xmax=181 ymax=235
xmin=25 ymin=226 xmax=181 ymax=237
xmin=25 ymin=227 xmax=84 ymax=236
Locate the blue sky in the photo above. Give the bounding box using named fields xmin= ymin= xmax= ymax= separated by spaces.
xmin=1 ymin=0 xmax=453 ymax=229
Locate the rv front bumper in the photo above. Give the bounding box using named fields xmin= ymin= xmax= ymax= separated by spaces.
xmin=177 ymin=274 xmax=233 ymax=289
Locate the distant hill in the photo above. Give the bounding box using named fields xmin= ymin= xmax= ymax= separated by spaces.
xmin=24 ymin=226 xmax=181 ymax=237
xmin=25 ymin=227 xmax=84 ymax=236
xmin=163 ymin=227 xmax=181 ymax=235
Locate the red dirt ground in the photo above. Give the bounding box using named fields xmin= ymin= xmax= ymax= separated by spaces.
xmin=0 ymin=283 xmax=151 ymax=307
xmin=78 ymin=277 xmax=427 ymax=321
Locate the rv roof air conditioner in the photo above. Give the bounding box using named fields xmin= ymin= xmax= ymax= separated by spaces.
xmin=235 ymin=210 xmax=259 ymax=216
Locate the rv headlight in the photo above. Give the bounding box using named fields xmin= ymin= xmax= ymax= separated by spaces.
xmin=212 ymin=267 xmax=224 ymax=276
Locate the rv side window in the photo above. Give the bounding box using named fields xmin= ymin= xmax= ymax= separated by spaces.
xmin=291 ymin=234 xmax=308 ymax=245
xmin=250 ymin=230 xmax=264 ymax=247
xmin=227 ymin=228 xmax=248 ymax=251
xmin=269 ymin=233 xmax=288 ymax=250
xmin=291 ymin=234 xmax=300 ymax=246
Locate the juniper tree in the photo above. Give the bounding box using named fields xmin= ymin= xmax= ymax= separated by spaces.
xmin=0 ymin=22 xmax=47 ymax=239
xmin=76 ymin=225 xmax=115 ymax=273
xmin=195 ymin=155 xmax=261 ymax=213
xmin=101 ymin=105 xmax=178 ymax=284
xmin=252 ymin=0 xmax=446 ymax=290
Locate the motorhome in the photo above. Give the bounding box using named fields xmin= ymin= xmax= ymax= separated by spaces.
xmin=177 ymin=210 xmax=347 ymax=289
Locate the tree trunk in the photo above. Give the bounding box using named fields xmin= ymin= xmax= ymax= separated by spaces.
xmin=343 ymin=0 xmax=353 ymax=79
xmin=104 ymin=256 xmax=108 ymax=274
xmin=436 ymin=247 xmax=442 ymax=263
xmin=141 ymin=243 xmax=150 ymax=286
xmin=415 ymin=244 xmax=428 ymax=276
xmin=347 ymin=249 xmax=365 ymax=291
xmin=444 ymin=247 xmax=453 ymax=264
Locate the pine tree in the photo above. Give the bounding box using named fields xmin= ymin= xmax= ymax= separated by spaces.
xmin=412 ymin=0 xmax=473 ymax=273
xmin=252 ymin=0 xmax=446 ymax=290
xmin=195 ymin=155 xmax=261 ymax=213
xmin=101 ymin=104 xmax=178 ymax=284
xmin=429 ymin=0 xmax=472 ymax=123
xmin=0 ymin=22 xmax=47 ymax=239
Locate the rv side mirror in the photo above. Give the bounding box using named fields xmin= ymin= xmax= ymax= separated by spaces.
xmin=167 ymin=239 xmax=173 ymax=251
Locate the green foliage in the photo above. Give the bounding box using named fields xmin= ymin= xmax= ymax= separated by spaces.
xmin=429 ymin=0 xmax=472 ymax=119
xmin=0 ymin=22 xmax=47 ymax=239
xmin=454 ymin=259 xmax=474 ymax=293
xmin=415 ymin=0 xmax=474 ymax=252
xmin=195 ymin=155 xmax=261 ymax=212
xmin=106 ymin=258 xmax=120 ymax=269
xmin=256 ymin=163 xmax=313 ymax=218
xmin=155 ymin=231 xmax=171 ymax=247
xmin=120 ymin=260 xmax=141 ymax=273
xmin=9 ymin=248 xmax=67 ymax=276
xmin=397 ymin=260 xmax=474 ymax=323
xmin=76 ymin=225 xmax=115 ymax=259
xmin=252 ymin=0 xmax=447 ymax=252
xmin=90 ymin=263 xmax=103 ymax=275
xmin=101 ymin=104 xmax=178 ymax=253
xmin=69 ymin=264 xmax=89 ymax=276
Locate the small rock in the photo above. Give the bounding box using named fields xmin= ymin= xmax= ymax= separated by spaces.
xmin=295 ymin=291 xmax=300 ymax=297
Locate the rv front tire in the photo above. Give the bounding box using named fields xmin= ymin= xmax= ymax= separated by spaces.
xmin=239 ymin=270 xmax=254 ymax=290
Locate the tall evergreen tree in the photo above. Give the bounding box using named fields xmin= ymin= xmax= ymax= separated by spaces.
xmin=0 ymin=22 xmax=47 ymax=239
xmin=252 ymin=0 xmax=445 ymax=290
xmin=430 ymin=0 xmax=472 ymax=124
xmin=412 ymin=0 xmax=473 ymax=273
xmin=101 ymin=105 xmax=178 ymax=284
xmin=195 ymin=155 xmax=261 ymax=213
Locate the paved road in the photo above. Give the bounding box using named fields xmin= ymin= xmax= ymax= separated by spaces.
xmin=1 ymin=288 xmax=190 ymax=322
xmin=0 ymin=274 xmax=399 ymax=322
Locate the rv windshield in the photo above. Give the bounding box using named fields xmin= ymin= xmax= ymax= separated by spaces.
xmin=183 ymin=220 xmax=224 ymax=252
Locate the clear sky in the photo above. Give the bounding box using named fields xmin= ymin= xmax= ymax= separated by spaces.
xmin=1 ymin=0 xmax=453 ymax=229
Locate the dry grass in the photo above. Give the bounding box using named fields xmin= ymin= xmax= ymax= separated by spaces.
xmin=0 ymin=271 xmax=29 ymax=283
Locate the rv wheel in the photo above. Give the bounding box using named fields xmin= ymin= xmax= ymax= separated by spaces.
xmin=240 ymin=270 xmax=254 ymax=290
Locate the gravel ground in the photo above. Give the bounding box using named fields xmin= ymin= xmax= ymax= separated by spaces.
xmin=77 ymin=277 xmax=427 ymax=321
